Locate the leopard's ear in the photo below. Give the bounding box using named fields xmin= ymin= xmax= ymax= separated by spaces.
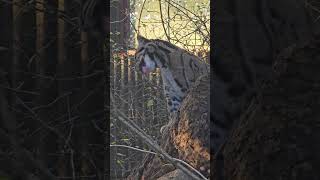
xmin=137 ymin=35 xmax=150 ymax=45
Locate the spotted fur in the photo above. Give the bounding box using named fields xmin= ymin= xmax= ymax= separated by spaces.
xmin=135 ymin=35 xmax=209 ymax=122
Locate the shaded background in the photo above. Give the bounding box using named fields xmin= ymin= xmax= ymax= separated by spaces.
xmin=0 ymin=0 xmax=106 ymax=179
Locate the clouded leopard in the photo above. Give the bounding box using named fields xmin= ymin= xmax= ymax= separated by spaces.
xmin=134 ymin=35 xmax=209 ymax=134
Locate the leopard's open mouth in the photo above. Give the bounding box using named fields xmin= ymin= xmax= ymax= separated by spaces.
xmin=139 ymin=59 xmax=155 ymax=74
xmin=141 ymin=66 xmax=152 ymax=74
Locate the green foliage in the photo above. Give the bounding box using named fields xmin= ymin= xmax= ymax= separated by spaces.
xmin=116 ymin=159 xmax=124 ymax=166
xmin=147 ymin=99 xmax=154 ymax=107
xmin=121 ymin=138 xmax=130 ymax=142
xmin=0 ymin=176 xmax=10 ymax=180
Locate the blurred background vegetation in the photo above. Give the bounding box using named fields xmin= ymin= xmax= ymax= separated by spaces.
xmin=0 ymin=0 xmax=106 ymax=179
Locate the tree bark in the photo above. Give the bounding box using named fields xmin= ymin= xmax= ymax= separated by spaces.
xmin=211 ymin=36 xmax=320 ymax=180
xmin=128 ymin=74 xmax=210 ymax=180
xmin=211 ymin=1 xmax=320 ymax=179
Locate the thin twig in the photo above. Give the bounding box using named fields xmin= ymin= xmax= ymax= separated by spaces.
xmin=110 ymin=144 xmax=208 ymax=180
xmin=111 ymin=94 xmax=207 ymax=180
xmin=159 ymin=0 xmax=170 ymax=41
xmin=138 ymin=0 xmax=148 ymax=35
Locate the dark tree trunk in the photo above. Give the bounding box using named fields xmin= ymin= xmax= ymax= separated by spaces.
xmin=77 ymin=28 xmax=106 ymax=179
xmin=0 ymin=0 xmax=106 ymax=179
xmin=212 ymin=36 xmax=320 ymax=180
xmin=211 ymin=0 xmax=320 ymax=179
xmin=0 ymin=0 xmax=13 ymax=91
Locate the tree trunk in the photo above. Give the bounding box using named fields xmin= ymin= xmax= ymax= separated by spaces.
xmin=211 ymin=0 xmax=320 ymax=179
xmin=211 ymin=36 xmax=320 ymax=180
xmin=128 ymin=74 xmax=210 ymax=180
